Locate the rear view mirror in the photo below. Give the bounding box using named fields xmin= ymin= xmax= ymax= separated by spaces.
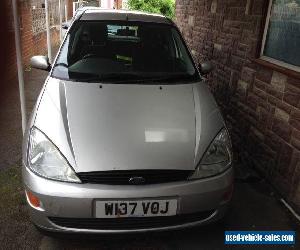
xmin=30 ymin=56 xmax=51 ymax=71
xmin=199 ymin=61 xmax=214 ymax=75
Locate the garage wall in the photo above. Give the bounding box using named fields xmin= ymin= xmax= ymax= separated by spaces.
xmin=175 ymin=0 xmax=300 ymax=211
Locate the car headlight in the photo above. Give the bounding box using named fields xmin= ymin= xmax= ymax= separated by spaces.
xmin=189 ymin=128 xmax=232 ymax=180
xmin=27 ymin=127 xmax=81 ymax=183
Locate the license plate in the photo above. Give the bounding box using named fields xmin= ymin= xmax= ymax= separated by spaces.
xmin=95 ymin=199 xmax=177 ymax=218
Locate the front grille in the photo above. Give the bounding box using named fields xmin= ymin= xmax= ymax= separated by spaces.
xmin=49 ymin=210 xmax=215 ymax=230
xmin=77 ymin=170 xmax=192 ymax=185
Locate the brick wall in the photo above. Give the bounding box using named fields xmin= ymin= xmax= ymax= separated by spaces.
xmin=32 ymin=28 xmax=60 ymax=56
xmin=67 ymin=0 xmax=73 ymax=19
xmin=3 ymin=0 xmax=19 ymax=85
xmin=20 ymin=2 xmax=61 ymax=66
xmin=20 ymin=1 xmax=34 ymax=67
xmin=176 ymin=0 xmax=300 ymax=211
xmin=3 ymin=0 xmax=60 ymax=85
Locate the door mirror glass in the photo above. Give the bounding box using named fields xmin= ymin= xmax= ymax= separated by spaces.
xmin=30 ymin=56 xmax=51 ymax=71
xmin=199 ymin=61 xmax=214 ymax=75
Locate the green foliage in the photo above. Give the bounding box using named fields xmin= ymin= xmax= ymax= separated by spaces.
xmin=127 ymin=0 xmax=175 ymax=19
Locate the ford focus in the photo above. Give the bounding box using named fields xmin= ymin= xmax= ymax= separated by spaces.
xmin=23 ymin=8 xmax=234 ymax=234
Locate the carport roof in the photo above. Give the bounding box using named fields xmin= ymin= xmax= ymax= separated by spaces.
xmin=80 ymin=8 xmax=173 ymax=25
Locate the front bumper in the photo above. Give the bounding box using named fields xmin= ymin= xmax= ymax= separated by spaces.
xmin=23 ymin=166 xmax=233 ymax=233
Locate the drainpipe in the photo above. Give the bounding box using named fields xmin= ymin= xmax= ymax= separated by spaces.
xmin=59 ymin=0 xmax=63 ymax=41
xmin=45 ymin=0 xmax=52 ymax=63
xmin=65 ymin=3 xmax=68 ymax=22
xmin=11 ymin=0 xmax=27 ymax=135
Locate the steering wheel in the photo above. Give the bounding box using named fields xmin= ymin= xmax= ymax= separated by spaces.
xmin=83 ymin=54 xmax=97 ymax=59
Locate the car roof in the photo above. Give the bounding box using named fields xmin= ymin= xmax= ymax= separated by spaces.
xmin=77 ymin=7 xmax=174 ymax=25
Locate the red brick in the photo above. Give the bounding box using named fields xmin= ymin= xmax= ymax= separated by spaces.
xmin=254 ymin=79 xmax=267 ymax=91
xmin=256 ymin=67 xmax=273 ymax=83
xmin=267 ymin=95 xmax=281 ymax=108
xmin=247 ymin=93 xmax=259 ymax=110
xmin=272 ymin=118 xmax=292 ymax=142
xmin=241 ymin=67 xmax=255 ymax=84
xmin=265 ymin=131 xmax=282 ymax=151
xmin=284 ymin=84 xmax=300 ymax=107
xmin=266 ymin=85 xmax=284 ymax=99
xmin=258 ymin=111 xmax=270 ymax=130
xmin=291 ymin=129 xmax=300 ymax=151
xmin=287 ymin=77 xmax=300 ymax=88
xmin=253 ymin=87 xmax=267 ymax=100
xmin=289 ymin=110 xmax=300 ymax=130
xmin=286 ymin=151 xmax=300 ymax=190
xmin=277 ymin=142 xmax=294 ymax=177
xmin=291 ymin=109 xmax=300 ymax=121
xmin=267 ymin=95 xmax=292 ymax=114
xmin=290 ymin=118 xmax=300 ymax=131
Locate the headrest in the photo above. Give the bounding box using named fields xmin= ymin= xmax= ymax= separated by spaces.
xmin=89 ymin=23 xmax=108 ymax=45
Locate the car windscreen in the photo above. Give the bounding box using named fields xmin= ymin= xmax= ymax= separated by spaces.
xmin=52 ymin=21 xmax=200 ymax=83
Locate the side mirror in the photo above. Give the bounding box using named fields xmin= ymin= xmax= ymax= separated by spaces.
xmin=199 ymin=61 xmax=214 ymax=75
xmin=62 ymin=22 xmax=69 ymax=30
xmin=30 ymin=56 xmax=51 ymax=71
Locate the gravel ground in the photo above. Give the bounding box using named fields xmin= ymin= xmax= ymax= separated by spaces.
xmin=0 ymin=61 xmax=299 ymax=250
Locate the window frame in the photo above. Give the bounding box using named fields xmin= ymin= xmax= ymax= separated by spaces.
xmin=260 ymin=0 xmax=300 ymax=73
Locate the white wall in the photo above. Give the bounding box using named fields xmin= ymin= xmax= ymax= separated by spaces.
xmin=100 ymin=0 xmax=114 ymax=9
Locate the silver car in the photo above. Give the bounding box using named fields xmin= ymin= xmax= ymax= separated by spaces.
xmin=23 ymin=8 xmax=234 ymax=234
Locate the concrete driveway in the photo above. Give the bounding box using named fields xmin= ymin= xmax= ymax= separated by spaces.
xmin=0 ymin=68 xmax=299 ymax=250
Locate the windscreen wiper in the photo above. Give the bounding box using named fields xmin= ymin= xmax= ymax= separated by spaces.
xmin=73 ymin=73 xmax=143 ymax=83
xmin=52 ymin=63 xmax=69 ymax=69
xmin=145 ymin=74 xmax=196 ymax=82
xmin=108 ymin=74 xmax=197 ymax=84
